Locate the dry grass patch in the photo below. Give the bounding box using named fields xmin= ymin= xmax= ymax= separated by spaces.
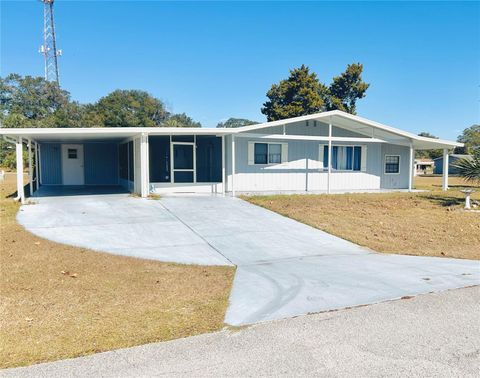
xmin=0 ymin=173 xmax=234 ymax=369
xmin=414 ymin=175 xmax=479 ymax=191
xmin=244 ymin=177 xmax=480 ymax=260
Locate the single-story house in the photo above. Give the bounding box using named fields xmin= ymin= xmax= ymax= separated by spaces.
xmin=414 ymin=159 xmax=435 ymax=175
xmin=433 ymin=154 xmax=473 ymax=175
xmin=1 ymin=110 xmax=462 ymax=203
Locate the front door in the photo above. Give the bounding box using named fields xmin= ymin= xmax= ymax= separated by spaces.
xmin=62 ymin=144 xmax=84 ymax=185
xmin=172 ymin=143 xmax=195 ymax=183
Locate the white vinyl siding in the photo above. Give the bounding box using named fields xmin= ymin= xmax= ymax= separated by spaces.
xmin=361 ymin=146 xmax=367 ymax=172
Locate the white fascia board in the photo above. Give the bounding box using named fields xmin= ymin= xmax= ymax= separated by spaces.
xmin=235 ymin=133 xmax=387 ymax=143
xmin=330 ymin=111 xmax=463 ymax=148
xmin=232 ymin=110 xmax=463 ymax=149
xmin=0 ymin=127 xmax=234 ymax=140
xmin=0 ymin=127 xmax=233 ymax=135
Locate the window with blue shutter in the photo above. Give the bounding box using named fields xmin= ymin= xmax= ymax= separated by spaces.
xmin=323 ymin=145 xmax=362 ymax=171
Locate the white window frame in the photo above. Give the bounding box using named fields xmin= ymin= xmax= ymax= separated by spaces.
xmin=384 ymin=154 xmax=401 ymax=175
xmin=320 ymin=144 xmax=364 ymax=172
xmin=253 ymin=142 xmax=283 ymax=165
xmin=170 ymin=137 xmax=196 ymax=183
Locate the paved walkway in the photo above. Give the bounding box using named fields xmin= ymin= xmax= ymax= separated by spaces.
xmin=18 ymin=191 xmax=480 ymax=325
xmin=2 ymin=287 xmax=479 ymax=377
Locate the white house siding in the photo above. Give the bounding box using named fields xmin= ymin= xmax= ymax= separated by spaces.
xmin=380 ymin=144 xmax=410 ymax=189
xmin=226 ymin=136 xmax=389 ymax=192
xmin=250 ymin=120 xmax=364 ymax=138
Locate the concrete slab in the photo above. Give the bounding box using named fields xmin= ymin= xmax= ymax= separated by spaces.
xmin=226 ymin=254 xmax=480 ymax=325
xmin=17 ymin=193 xmax=231 ymax=266
xmin=159 ymin=196 xmax=369 ymax=265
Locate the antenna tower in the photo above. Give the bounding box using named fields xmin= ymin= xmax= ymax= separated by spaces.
xmin=39 ymin=0 xmax=61 ymax=84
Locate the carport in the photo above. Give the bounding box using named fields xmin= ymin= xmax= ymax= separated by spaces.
xmin=2 ymin=128 xmax=148 ymax=203
xmin=2 ymin=127 xmax=231 ymax=203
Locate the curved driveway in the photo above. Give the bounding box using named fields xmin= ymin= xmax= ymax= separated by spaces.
xmin=18 ymin=191 xmax=480 ymax=325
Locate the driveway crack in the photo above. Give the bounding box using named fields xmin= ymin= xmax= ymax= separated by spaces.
xmin=157 ymin=201 xmax=236 ymax=266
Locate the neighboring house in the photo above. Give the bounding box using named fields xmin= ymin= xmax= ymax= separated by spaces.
xmin=414 ymin=159 xmax=435 ymax=175
xmin=433 ymin=154 xmax=473 ymax=175
xmin=0 ymin=110 xmax=462 ymax=203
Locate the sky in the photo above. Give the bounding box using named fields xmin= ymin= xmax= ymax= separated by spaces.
xmin=1 ymin=1 xmax=479 ymax=140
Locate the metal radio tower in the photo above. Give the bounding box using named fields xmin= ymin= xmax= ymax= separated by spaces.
xmin=39 ymin=0 xmax=62 ymax=84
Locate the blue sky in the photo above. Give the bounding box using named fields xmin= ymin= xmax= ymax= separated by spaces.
xmin=1 ymin=1 xmax=479 ymax=139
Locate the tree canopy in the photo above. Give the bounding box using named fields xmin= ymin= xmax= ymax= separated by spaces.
xmin=261 ymin=65 xmax=327 ymax=121
xmin=456 ymin=124 xmax=480 ymax=154
xmin=261 ymin=63 xmax=369 ymax=121
xmin=0 ymin=73 xmax=74 ymax=128
xmin=93 ymin=90 xmax=170 ymax=128
xmin=216 ymin=118 xmax=258 ymax=128
xmin=162 ymin=113 xmax=201 ymax=128
xmin=325 ymin=64 xmax=369 ymax=114
xmin=0 ymin=74 xmax=202 ymax=129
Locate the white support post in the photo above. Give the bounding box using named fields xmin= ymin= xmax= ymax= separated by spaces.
xmin=193 ymin=135 xmax=197 ymax=184
xmin=221 ymin=135 xmax=226 ymax=196
xmin=442 ymin=148 xmax=449 ymax=191
xmin=232 ymin=135 xmax=236 ymax=197
xmin=28 ymin=140 xmax=33 ymax=196
xmin=327 ymin=118 xmax=332 ymax=194
xmin=16 ymin=137 xmax=25 ymax=204
xmin=140 ymin=134 xmax=149 ymax=197
xmin=408 ymin=142 xmax=414 ymax=192
xmin=34 ymin=142 xmax=40 ymax=191
xmin=169 ymin=135 xmax=173 ymax=184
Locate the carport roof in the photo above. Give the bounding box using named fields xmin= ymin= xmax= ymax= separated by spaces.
xmin=0 ymin=126 xmax=232 ymax=142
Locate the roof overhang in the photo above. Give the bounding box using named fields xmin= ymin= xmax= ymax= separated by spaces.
xmin=0 ymin=127 xmax=231 ymax=143
xmin=232 ymin=110 xmax=463 ymax=150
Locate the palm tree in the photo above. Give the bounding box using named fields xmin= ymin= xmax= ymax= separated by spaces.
xmin=455 ymin=151 xmax=480 ymax=183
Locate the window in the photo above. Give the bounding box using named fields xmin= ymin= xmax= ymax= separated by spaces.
xmin=254 ymin=143 xmax=268 ymax=164
xmin=385 ymin=155 xmax=400 ymax=174
xmin=268 ymin=144 xmax=282 ymax=164
xmin=323 ymin=145 xmax=362 ymax=171
xmin=68 ymin=148 xmax=77 ymax=159
xmin=254 ymin=143 xmax=282 ymax=164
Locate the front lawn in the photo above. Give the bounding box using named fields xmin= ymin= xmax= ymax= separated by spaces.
xmin=0 ymin=173 xmax=234 ymax=369
xmin=244 ymin=176 xmax=480 ymax=260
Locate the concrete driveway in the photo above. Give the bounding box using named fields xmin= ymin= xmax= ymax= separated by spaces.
xmin=18 ymin=190 xmax=480 ymax=325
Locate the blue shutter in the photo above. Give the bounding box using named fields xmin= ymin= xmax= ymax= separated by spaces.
xmin=346 ymin=147 xmax=353 ymax=170
xmin=353 ymin=146 xmax=362 ymax=171
xmin=332 ymin=146 xmax=338 ymax=170
xmin=323 ymin=146 xmax=328 ymax=169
